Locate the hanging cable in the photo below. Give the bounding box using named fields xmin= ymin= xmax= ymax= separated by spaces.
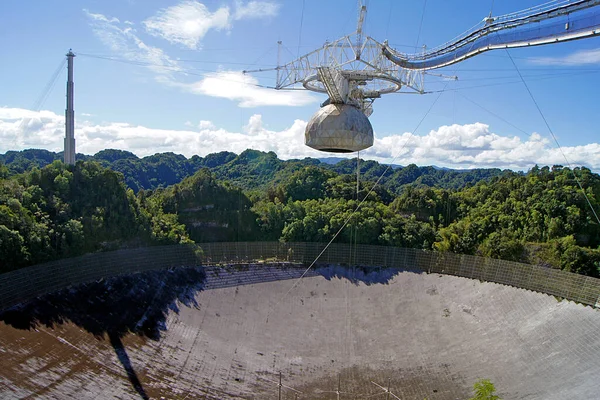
xmin=352 ymin=150 xmax=361 ymax=265
xmin=245 ymin=44 xmax=277 ymax=72
xmin=276 ymin=81 xmax=451 ymax=303
xmin=77 ymin=52 xmax=274 ymax=68
xmin=456 ymin=92 xmax=530 ymax=136
xmin=452 ymin=85 xmax=457 ymax=124
xmin=16 ymin=57 xmax=67 ymax=146
xmin=267 ymin=30 xmax=485 ymax=312
xmin=354 ymin=151 xmax=359 ymax=265
xmin=76 ymin=53 xmax=279 ymax=89
xmin=505 ymin=49 xmax=600 ymax=225
xmin=385 ymin=1 xmax=394 ymax=38
xmin=421 ymin=69 xmax=600 ymax=93
xmin=297 ymin=0 xmax=306 ymax=58
xmin=414 ymin=0 xmax=428 ymax=52
xmin=32 ymin=58 xmax=67 ymax=111
xmin=356 ymin=150 xmax=361 ymax=201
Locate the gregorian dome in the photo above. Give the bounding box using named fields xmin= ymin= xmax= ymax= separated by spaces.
xmin=305 ymin=104 xmax=374 ymax=153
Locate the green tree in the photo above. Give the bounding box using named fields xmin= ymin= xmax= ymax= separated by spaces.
xmin=469 ymin=379 xmax=500 ymax=400
xmin=478 ymin=230 xmax=524 ymax=262
xmin=283 ymin=166 xmax=334 ymax=202
xmin=0 ymin=224 xmax=29 ymax=270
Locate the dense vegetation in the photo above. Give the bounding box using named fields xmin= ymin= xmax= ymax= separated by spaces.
xmin=1 ymin=149 xmax=599 ymax=278
xmin=469 ymin=379 xmax=501 ymax=400
xmin=0 ymin=148 xmax=506 ymax=193
xmin=0 ymin=161 xmax=191 ymax=271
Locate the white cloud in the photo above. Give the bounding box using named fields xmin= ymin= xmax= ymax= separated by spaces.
xmin=187 ymin=120 xmax=217 ymax=130
xmin=143 ymin=1 xmax=231 ymax=49
xmin=0 ymin=107 xmax=317 ymax=160
xmin=234 ymin=1 xmax=280 ymax=20
xmin=365 ymin=123 xmax=599 ymax=171
xmin=142 ymin=1 xmax=280 ymax=49
xmin=168 ymin=70 xmax=316 ymax=107
xmin=84 ymin=9 xmax=305 ymax=108
xmin=2 ymin=107 xmax=600 ymax=172
xmin=198 ymin=120 xmax=216 ymax=130
xmin=84 ymin=10 xmax=120 ymax=24
xmin=0 ymin=108 xmax=65 ymax=149
xmin=244 ymin=114 xmax=264 ymax=135
xmin=84 ymin=10 xmax=181 ymax=76
xmin=529 ymin=48 xmax=600 ymax=66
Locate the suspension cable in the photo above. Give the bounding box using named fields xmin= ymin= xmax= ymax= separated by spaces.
xmin=36 ymin=58 xmax=67 ymax=111
xmin=385 ymin=1 xmax=394 ymax=38
xmin=296 ymin=0 xmax=306 ymax=58
xmin=16 ymin=57 xmax=67 ymax=146
xmin=270 ymin=34 xmax=476 ymax=310
xmin=456 ymin=92 xmax=530 ymax=136
xmin=276 ymin=77 xmax=452 ymax=304
xmin=414 ymin=0 xmax=428 ymax=52
xmin=505 ymin=49 xmax=600 ymax=225
xmin=76 ymin=53 xmax=278 ymax=89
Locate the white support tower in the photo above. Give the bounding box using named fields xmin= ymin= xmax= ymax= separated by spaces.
xmin=64 ymin=50 xmax=76 ymax=165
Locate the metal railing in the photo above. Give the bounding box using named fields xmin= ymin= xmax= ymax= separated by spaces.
xmin=383 ymin=0 xmax=600 ymax=70
xmin=398 ymin=0 xmax=600 ymax=59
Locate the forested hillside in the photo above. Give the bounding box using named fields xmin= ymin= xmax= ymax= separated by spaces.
xmin=0 ymin=149 xmax=506 ymax=193
xmin=0 ymin=161 xmax=191 ymax=272
xmin=1 ymin=154 xmax=599 ymax=277
xmin=147 ymin=169 xmax=259 ymax=242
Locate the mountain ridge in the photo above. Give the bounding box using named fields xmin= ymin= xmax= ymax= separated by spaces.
xmin=1 ymin=148 xmax=511 ymax=193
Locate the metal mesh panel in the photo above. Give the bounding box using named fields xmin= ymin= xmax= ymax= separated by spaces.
xmin=1 ymin=242 xmax=599 ymax=310
xmin=0 ymin=245 xmax=201 ymax=310
xmin=2 ymin=241 xmax=600 ymax=399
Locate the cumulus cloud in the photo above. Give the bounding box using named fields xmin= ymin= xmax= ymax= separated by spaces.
xmin=168 ymin=70 xmax=316 ymax=107
xmin=143 ymin=1 xmax=231 ymax=49
xmin=142 ymin=1 xmax=279 ymax=49
xmin=3 ymin=108 xmax=599 ymax=171
xmin=364 ymin=123 xmax=577 ymax=170
xmin=529 ymin=48 xmax=600 ymax=66
xmin=0 ymin=108 xmax=65 ymax=149
xmin=233 ymin=1 xmax=280 ymax=20
xmin=198 ymin=120 xmax=216 ymax=130
xmin=0 ymin=107 xmax=317 ymax=160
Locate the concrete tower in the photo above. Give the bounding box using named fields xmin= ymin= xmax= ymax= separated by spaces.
xmin=64 ymin=50 xmax=76 ymax=165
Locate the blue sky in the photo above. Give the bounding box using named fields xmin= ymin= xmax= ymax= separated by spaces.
xmin=1 ymin=0 xmax=600 ymax=171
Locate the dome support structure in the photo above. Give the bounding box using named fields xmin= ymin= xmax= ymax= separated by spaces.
xmin=244 ymin=1 xmax=420 ymax=153
xmin=243 ymin=0 xmax=600 ymax=153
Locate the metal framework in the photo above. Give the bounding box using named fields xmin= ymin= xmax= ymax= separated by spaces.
xmin=383 ymin=0 xmax=600 ymax=70
xmin=278 ymin=36 xmax=424 ymax=94
xmin=244 ymin=2 xmax=425 ymax=117
xmin=244 ymin=0 xmax=600 ymax=118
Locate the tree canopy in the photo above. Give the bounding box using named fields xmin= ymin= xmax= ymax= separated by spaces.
xmin=1 ymin=150 xmax=599 ymax=278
